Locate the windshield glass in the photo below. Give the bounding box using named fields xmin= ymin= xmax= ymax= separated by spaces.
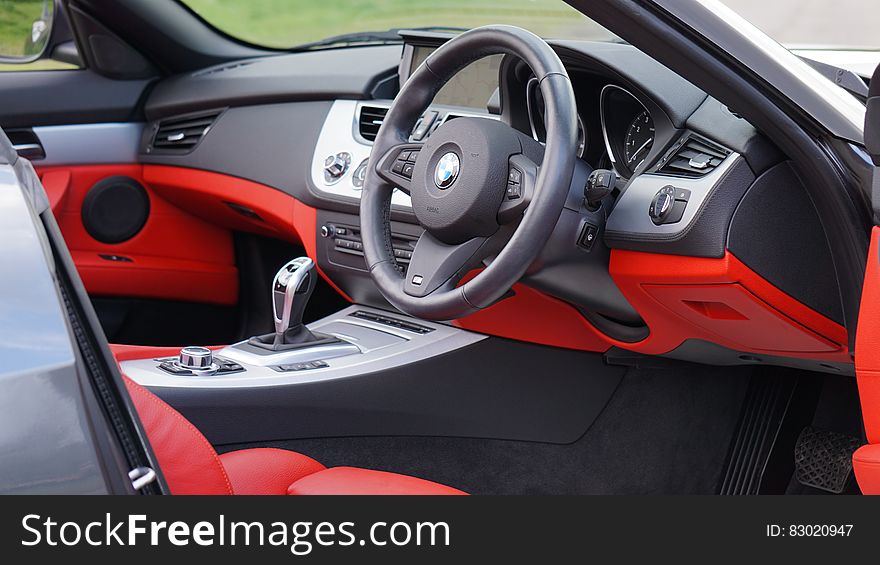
xmin=179 ymin=0 xmax=616 ymax=49
xmin=721 ymin=0 xmax=878 ymax=50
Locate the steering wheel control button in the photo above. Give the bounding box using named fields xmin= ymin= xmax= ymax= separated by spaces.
xmin=649 ymin=185 xmax=691 ymax=225
xmin=323 ymin=152 xmax=351 ymax=184
xmin=434 ymin=152 xmax=461 ymax=189
xmin=506 ymin=165 xmax=523 ymax=200
xmin=508 ymin=168 xmax=522 ymax=184
xmin=391 ymin=148 xmax=421 ymax=180
xmin=411 ymin=274 xmax=424 ymax=286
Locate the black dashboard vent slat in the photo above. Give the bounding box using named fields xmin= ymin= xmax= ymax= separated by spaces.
xmin=358 ymin=105 xmax=389 ymax=141
xmin=150 ymin=110 xmax=222 ymax=154
xmin=658 ymin=134 xmax=731 ymax=178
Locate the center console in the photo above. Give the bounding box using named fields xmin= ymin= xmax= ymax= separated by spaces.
xmin=120 ymin=304 xmax=485 ymax=389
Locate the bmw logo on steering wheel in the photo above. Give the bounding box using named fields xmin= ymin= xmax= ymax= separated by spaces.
xmin=434 ymin=152 xmax=460 ymax=189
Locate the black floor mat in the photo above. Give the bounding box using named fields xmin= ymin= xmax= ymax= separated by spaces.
xmin=218 ymin=364 xmax=753 ymax=495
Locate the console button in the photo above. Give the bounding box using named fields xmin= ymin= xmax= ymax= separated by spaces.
xmin=665 ymin=200 xmax=687 ymax=224
xmin=351 ymin=159 xmax=368 ymax=189
xmin=578 ymin=223 xmax=598 ymax=251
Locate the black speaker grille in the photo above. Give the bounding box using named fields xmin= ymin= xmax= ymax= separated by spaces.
xmin=81 ymin=176 xmax=150 ymax=244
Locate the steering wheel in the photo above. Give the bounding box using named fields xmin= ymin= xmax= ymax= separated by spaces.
xmin=361 ymin=25 xmax=578 ymax=320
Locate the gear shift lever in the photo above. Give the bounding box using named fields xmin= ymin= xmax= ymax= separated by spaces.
xmin=246 ymin=257 xmax=328 ymax=350
xmin=270 ymin=257 xmax=317 ymax=345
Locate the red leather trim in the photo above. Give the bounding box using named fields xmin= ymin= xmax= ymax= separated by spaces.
xmin=41 ymin=170 xmax=70 ymax=216
xmin=452 ymin=276 xmax=610 ymax=352
xmin=37 ymin=165 xmax=238 ymax=305
xmin=73 ymin=251 xmax=238 ymax=305
xmin=122 ymin=376 xmax=233 ymax=495
xmin=608 ymin=249 xmax=849 ymax=362
xmin=219 ymin=448 xmax=325 ymax=495
xmin=853 ymin=444 xmax=880 ymax=495
xmin=142 ymin=165 xmax=353 ymax=302
xmin=287 ymin=467 xmax=467 ymax=496
xmin=856 ymin=227 xmax=880 ymax=444
xmin=114 ymin=346 xmax=465 ymax=495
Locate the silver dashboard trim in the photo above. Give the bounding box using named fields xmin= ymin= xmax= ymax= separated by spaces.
xmin=310 ymin=100 xmax=411 ymax=207
xmin=605 ymin=151 xmax=742 ymax=237
xmin=599 ymin=84 xmax=652 ymax=178
xmin=32 ymin=122 xmax=143 ymax=166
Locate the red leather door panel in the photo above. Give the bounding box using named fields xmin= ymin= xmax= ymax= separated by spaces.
xmin=37 ymin=164 xmax=239 ymax=305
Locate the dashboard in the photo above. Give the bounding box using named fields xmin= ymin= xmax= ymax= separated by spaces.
xmin=137 ymin=33 xmax=850 ymax=375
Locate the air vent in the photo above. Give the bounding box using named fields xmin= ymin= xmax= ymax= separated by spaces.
xmin=358 ymin=105 xmax=388 ymax=141
xmin=150 ymin=110 xmax=222 ymax=154
xmin=659 ymin=135 xmax=731 ymax=178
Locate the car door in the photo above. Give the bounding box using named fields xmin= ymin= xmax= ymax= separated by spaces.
xmin=0 ymin=1 xmax=241 ymax=346
xmin=853 ymin=63 xmax=880 ymax=494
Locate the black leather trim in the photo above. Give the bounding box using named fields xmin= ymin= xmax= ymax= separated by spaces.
xmin=728 ymin=161 xmax=844 ymax=324
xmin=605 ymin=156 xmax=755 ymax=257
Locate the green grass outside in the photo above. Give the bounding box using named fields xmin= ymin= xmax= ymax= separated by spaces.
xmin=0 ymin=0 xmax=48 ymax=57
xmin=182 ymin=0 xmax=614 ymax=49
xmin=0 ymin=0 xmax=611 ymax=71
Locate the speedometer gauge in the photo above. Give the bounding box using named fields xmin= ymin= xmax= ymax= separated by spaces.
xmin=623 ymin=111 xmax=655 ymax=170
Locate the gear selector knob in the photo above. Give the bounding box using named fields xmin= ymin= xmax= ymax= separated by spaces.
xmin=272 ymin=257 xmax=317 ymax=343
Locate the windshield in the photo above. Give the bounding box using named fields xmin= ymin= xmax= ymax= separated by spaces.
xmin=179 ymin=0 xmax=617 ymax=49
xmin=721 ymin=0 xmax=878 ymax=50
xmin=182 ymin=0 xmax=879 ymax=53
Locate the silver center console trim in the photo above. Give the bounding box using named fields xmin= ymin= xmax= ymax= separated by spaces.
xmin=120 ymin=306 xmax=487 ymax=388
xmin=220 ymin=339 xmax=362 ymax=368
xmin=604 ymin=152 xmax=741 ymax=238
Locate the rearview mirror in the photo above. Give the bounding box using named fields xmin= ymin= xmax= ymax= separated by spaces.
xmin=0 ymin=0 xmax=54 ymax=62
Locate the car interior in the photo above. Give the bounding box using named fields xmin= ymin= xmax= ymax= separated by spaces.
xmin=3 ymin=0 xmax=874 ymax=495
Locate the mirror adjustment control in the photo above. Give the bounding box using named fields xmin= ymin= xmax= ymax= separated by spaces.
xmin=323 ymin=152 xmax=351 ymax=184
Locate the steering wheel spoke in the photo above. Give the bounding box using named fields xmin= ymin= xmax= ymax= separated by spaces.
xmin=403 ymin=232 xmax=488 ymax=297
xmin=374 ymin=142 xmax=424 ymax=195
xmin=498 ymin=153 xmax=539 ymax=224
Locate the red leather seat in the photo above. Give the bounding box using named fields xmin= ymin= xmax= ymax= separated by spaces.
xmin=116 ymin=346 xmax=465 ymax=495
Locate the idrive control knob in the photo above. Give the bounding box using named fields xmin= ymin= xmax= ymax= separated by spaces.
xmin=177 ymin=346 xmax=214 ymax=371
